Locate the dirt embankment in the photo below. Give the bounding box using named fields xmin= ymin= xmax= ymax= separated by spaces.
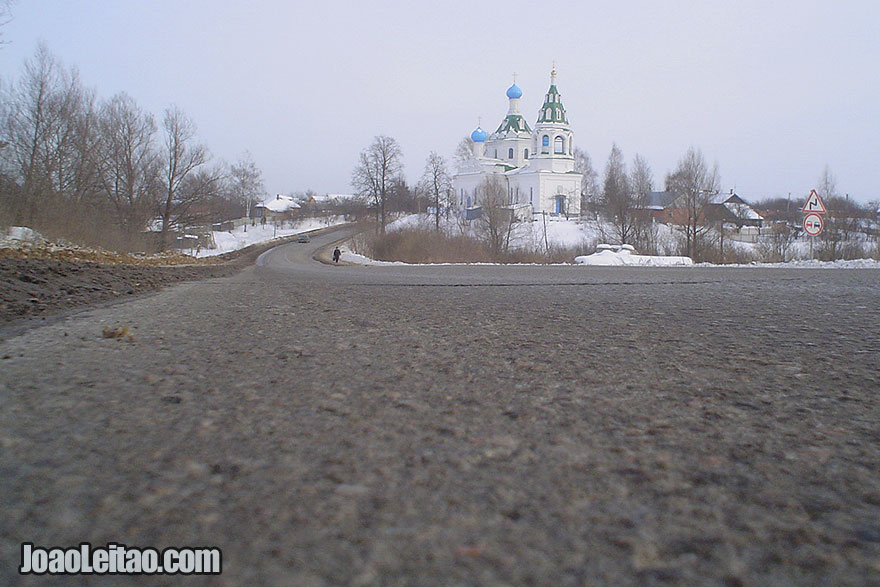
xmin=0 ymin=231 xmax=325 ymax=327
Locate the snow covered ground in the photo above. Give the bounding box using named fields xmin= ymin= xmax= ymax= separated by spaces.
xmin=196 ymin=217 xmax=347 ymax=257
xmin=347 ymin=214 xmax=880 ymax=269
xmin=386 ymin=213 xmax=609 ymax=251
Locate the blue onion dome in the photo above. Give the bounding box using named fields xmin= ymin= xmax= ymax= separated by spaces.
xmin=506 ymin=83 xmax=523 ymax=99
xmin=470 ymin=126 xmax=488 ymax=142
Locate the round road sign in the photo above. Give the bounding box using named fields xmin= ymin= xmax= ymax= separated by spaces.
xmin=803 ymin=212 xmax=824 ymax=237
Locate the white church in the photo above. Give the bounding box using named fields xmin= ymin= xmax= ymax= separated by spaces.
xmin=453 ymin=68 xmax=582 ymax=218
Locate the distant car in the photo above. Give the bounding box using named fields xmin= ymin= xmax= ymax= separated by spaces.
xmin=296 ymin=234 xmax=311 ymax=243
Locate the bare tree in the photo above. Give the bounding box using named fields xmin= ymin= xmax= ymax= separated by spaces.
xmin=474 ymin=175 xmax=518 ymax=259
xmin=665 ymin=147 xmax=719 ymax=261
xmin=869 ymin=200 xmax=880 ymax=260
xmin=419 ymin=151 xmax=452 ymax=230
xmin=1 ymin=44 xmax=87 ymax=223
xmin=815 ymin=168 xmax=863 ymax=260
xmin=574 ymin=147 xmax=599 ymax=217
xmin=454 ymin=136 xmax=474 ymax=168
xmin=630 ymin=153 xmax=656 ymax=252
xmin=228 ymin=151 xmax=265 ymax=225
xmin=0 ymin=44 xmax=111 ymax=244
xmin=817 ymin=164 xmax=838 ymax=201
xmin=757 ymin=222 xmax=798 ymax=262
xmin=0 ymin=0 xmax=13 ymax=47
xmin=93 ymin=92 xmax=160 ymax=234
xmin=630 ymin=154 xmax=653 ymax=205
xmin=0 ymin=41 xmax=262 ymax=250
xmin=157 ymin=105 xmax=212 ymax=248
xmin=602 ymin=143 xmax=637 ymax=245
xmin=351 ymin=135 xmax=403 ymax=234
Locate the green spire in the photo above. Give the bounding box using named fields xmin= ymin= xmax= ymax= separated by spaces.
xmin=537 ymin=68 xmax=569 ymax=125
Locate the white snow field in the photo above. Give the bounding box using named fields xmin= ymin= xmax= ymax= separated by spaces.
xmin=196 ymin=217 xmax=347 ymax=257
xmin=346 ymin=214 xmax=880 ymax=269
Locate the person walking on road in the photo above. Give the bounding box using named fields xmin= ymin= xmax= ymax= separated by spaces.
xmin=333 ymin=247 xmax=341 ymax=263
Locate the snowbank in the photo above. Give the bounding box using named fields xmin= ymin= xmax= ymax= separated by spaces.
xmin=2 ymin=226 xmax=46 ymax=246
xmin=575 ymin=245 xmax=693 ymax=267
xmin=340 ymin=250 xmax=405 ymax=266
xmin=704 ymin=258 xmax=880 ymax=269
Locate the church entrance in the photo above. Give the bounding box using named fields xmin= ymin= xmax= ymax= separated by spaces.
xmin=554 ymin=195 xmax=565 ymax=215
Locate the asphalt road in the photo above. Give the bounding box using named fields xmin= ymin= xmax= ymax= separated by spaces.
xmin=2 ymin=225 xmax=879 ymax=585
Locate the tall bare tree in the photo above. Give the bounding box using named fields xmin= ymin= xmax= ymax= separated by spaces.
xmin=351 ymin=135 xmax=403 ymax=234
xmin=228 ymin=151 xmax=265 ymax=226
xmin=574 ymin=147 xmax=599 ymax=217
xmin=817 ymin=164 xmax=837 ymax=201
xmin=0 ymin=0 xmax=13 ymax=47
xmin=665 ymin=147 xmax=719 ymax=260
xmin=815 ymin=166 xmax=862 ymax=259
xmin=93 ymin=92 xmax=159 ymax=233
xmin=454 ymin=136 xmax=474 ymax=168
xmin=474 ymin=175 xmax=518 ymax=259
xmin=0 ymin=44 xmax=111 ymax=244
xmin=602 ymin=143 xmax=637 ymax=245
xmin=419 ymin=151 xmax=452 ymax=230
xmin=630 ymin=153 xmax=656 ymax=252
xmin=1 ymin=44 xmax=87 ymax=223
xmin=630 ymin=154 xmax=653 ymax=205
xmin=158 ymin=105 xmax=212 ymax=248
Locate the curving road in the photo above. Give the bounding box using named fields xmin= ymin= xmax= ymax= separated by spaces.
xmin=2 ymin=224 xmax=879 ymax=584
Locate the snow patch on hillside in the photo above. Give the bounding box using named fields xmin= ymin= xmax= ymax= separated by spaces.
xmin=197 ymin=217 xmax=346 ymax=257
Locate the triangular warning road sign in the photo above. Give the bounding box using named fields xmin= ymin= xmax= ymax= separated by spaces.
xmin=802 ymin=189 xmax=827 ymax=214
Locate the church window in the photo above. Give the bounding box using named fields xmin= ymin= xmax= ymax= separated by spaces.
xmin=530 ymin=187 xmax=533 ymax=203
xmin=542 ymin=135 xmax=549 ymax=154
xmin=524 ymin=148 xmax=529 ymax=159
xmin=494 ymin=149 xmax=498 ymax=158
xmin=545 ymin=108 xmax=551 ymax=120
xmin=554 ymin=136 xmax=564 ymax=154
xmin=508 ymin=148 xmax=513 ymax=159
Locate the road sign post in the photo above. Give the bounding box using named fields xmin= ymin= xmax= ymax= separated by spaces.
xmin=802 ymin=190 xmax=827 ymax=259
xmin=803 ymin=212 xmax=824 ymax=237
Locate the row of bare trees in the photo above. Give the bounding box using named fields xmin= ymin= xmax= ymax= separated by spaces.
xmin=0 ymin=45 xmax=265 ymax=250
xmin=575 ymin=144 xmax=666 ymax=254
xmin=575 ymin=143 xmax=722 ymax=259
xmin=583 ymin=140 xmax=876 ymax=261
xmin=351 ymin=135 xmax=457 ymax=234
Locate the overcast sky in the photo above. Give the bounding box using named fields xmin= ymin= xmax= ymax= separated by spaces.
xmin=2 ymin=0 xmax=878 ymax=203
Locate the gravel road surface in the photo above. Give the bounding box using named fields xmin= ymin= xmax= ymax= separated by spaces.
xmin=2 ymin=225 xmax=879 ymax=585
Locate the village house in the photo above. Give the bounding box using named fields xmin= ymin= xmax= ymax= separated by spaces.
xmin=254 ymin=194 xmax=301 ymax=222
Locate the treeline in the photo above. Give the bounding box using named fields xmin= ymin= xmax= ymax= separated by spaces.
xmin=577 ymin=145 xmax=879 ymax=262
xmin=0 ymin=45 xmax=266 ymax=251
xmin=351 ymin=135 xmax=457 ymax=237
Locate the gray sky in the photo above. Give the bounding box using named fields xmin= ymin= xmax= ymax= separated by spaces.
xmin=2 ymin=0 xmax=878 ymax=203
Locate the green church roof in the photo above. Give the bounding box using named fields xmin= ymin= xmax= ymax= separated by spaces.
xmin=495 ymin=113 xmax=532 ymax=135
xmin=537 ymin=83 xmax=569 ymax=125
